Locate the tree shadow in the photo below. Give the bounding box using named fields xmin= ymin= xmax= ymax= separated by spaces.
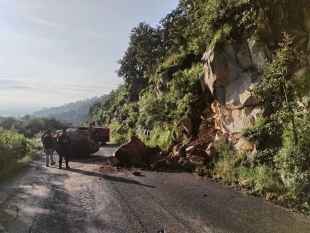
xmin=102 ymin=174 xmax=156 ymax=189
xmin=65 ymin=167 xmax=155 ymax=188
xmin=69 ymin=155 xmax=107 ymax=164
xmin=66 ymin=167 xmax=103 ymax=178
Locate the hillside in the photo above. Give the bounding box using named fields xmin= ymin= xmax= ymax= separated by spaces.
xmin=32 ymin=95 xmax=107 ymax=126
xmin=85 ymin=0 xmax=310 ymax=212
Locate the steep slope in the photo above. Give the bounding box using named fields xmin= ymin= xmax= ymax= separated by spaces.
xmin=85 ymin=0 xmax=310 ymax=209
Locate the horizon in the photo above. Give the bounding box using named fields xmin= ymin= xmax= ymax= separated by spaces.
xmin=0 ymin=0 xmax=179 ymax=117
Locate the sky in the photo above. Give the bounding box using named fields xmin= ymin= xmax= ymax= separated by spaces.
xmin=0 ymin=0 xmax=179 ymax=116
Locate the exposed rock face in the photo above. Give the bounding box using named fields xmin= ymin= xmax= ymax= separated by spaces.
xmin=211 ymin=101 xmax=263 ymax=134
xmin=66 ymin=130 xmax=100 ymax=156
xmin=156 ymin=66 xmax=180 ymax=98
xmin=181 ymin=117 xmax=193 ymax=136
xmin=129 ymin=77 xmax=148 ymax=101
xmin=158 ymin=70 xmax=173 ymax=86
xmin=202 ymin=41 xmax=268 ymax=134
xmin=201 ymin=0 xmax=310 ymax=137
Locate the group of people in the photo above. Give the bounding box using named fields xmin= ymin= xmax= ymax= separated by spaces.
xmin=42 ymin=129 xmax=71 ymax=169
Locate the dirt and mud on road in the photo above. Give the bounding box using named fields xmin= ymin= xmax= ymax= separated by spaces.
xmin=1 ymin=146 xmax=310 ymax=233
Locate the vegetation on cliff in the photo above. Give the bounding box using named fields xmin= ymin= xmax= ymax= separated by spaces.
xmin=85 ymin=0 xmax=310 ymax=211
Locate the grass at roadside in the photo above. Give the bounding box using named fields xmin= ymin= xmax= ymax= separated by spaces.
xmin=195 ymin=139 xmax=310 ymax=216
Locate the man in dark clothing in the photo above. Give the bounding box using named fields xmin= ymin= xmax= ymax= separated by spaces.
xmin=43 ymin=130 xmax=56 ymax=167
xmin=57 ymin=129 xmax=71 ymax=169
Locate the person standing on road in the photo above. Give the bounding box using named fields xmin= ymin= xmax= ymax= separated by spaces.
xmin=43 ymin=130 xmax=56 ymax=167
xmin=57 ymin=129 xmax=71 ymax=169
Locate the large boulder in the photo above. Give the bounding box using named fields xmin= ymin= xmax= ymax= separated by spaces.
xmin=66 ymin=130 xmax=100 ymax=156
xmin=113 ymin=136 xmax=150 ymax=164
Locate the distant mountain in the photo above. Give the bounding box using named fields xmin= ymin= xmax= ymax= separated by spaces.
xmin=32 ymin=95 xmax=107 ymax=126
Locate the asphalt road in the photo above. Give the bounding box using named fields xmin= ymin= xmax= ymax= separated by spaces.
xmin=0 ymin=146 xmax=310 ymax=233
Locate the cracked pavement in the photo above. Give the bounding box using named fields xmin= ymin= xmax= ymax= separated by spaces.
xmin=0 ymin=145 xmax=310 ymax=233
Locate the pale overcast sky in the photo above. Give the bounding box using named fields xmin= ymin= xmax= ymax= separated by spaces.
xmin=0 ymin=0 xmax=179 ymax=116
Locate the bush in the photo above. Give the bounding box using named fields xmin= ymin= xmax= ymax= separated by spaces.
xmin=211 ymin=139 xmax=286 ymax=197
xmin=0 ymin=128 xmax=41 ymax=179
xmin=255 ymin=165 xmax=286 ymax=194
xmin=242 ymin=117 xmax=282 ymax=165
xmin=142 ymin=123 xmax=173 ymax=150
xmin=0 ymin=128 xmax=30 ymax=159
xmin=108 ymin=122 xmax=128 ymax=145
xmin=212 ymin=140 xmax=243 ymax=183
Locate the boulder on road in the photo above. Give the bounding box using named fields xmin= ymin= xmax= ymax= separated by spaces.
xmin=113 ymin=136 xmax=150 ymax=165
xmin=65 ymin=130 xmax=100 ymax=156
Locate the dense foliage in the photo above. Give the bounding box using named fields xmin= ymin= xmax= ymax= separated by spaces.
xmin=0 ymin=127 xmax=41 ymax=179
xmin=237 ymin=33 xmax=310 ymax=205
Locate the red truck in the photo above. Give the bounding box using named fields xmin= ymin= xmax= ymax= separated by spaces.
xmin=77 ymin=125 xmax=110 ymax=145
xmin=88 ymin=125 xmax=110 ymax=145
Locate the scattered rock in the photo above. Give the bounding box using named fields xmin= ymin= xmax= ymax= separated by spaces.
xmin=186 ymin=154 xmax=202 ymax=165
xmin=206 ymin=143 xmax=218 ymax=157
xmin=178 ymin=157 xmax=185 ymax=165
xmin=108 ymin=156 xmax=120 ymax=166
xmin=234 ymin=136 xmax=254 ymax=151
xmin=132 ymin=171 xmax=141 ymax=176
xmin=150 ymin=158 xmax=169 ymax=169
xmin=172 ymin=144 xmax=186 ymax=158
xmin=185 ymin=145 xmax=196 ymax=154
xmin=214 ymin=132 xmax=228 ymax=141
xmin=240 ymin=179 xmax=254 ymax=188
xmin=181 ymin=160 xmax=195 ymax=169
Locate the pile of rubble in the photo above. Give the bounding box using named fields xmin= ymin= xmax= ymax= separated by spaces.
xmin=109 ymin=135 xmax=217 ymax=171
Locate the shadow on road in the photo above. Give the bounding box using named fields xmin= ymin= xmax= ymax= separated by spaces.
xmin=65 ymin=168 xmax=155 ymax=188
xmin=70 ymin=155 xmax=107 ymax=164
xmin=66 ymin=167 xmax=103 ymax=178
xmin=102 ymin=174 xmax=156 ymax=189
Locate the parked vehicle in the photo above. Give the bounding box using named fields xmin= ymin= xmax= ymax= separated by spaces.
xmin=75 ymin=125 xmax=109 ymax=145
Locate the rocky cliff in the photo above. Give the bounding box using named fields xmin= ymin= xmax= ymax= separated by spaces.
xmin=197 ymin=5 xmax=310 ymax=147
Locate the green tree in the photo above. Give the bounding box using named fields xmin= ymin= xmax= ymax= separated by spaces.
xmin=117 ymin=22 xmax=164 ymax=83
xmin=252 ymin=33 xmax=299 ymax=145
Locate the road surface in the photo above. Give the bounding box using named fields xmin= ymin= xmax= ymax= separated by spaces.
xmin=0 ymin=146 xmax=310 ymax=233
